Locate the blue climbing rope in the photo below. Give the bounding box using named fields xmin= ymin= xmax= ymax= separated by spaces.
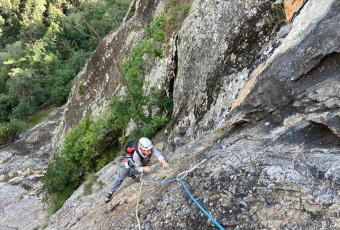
xmin=177 ymin=177 xmax=225 ymax=230
xmin=142 ymin=176 xmax=225 ymax=230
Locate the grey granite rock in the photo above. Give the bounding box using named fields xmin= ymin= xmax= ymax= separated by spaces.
xmin=0 ymin=107 xmax=64 ymax=230
xmin=2 ymin=0 xmax=340 ymax=229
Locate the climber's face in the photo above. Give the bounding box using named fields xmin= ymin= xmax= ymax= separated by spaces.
xmin=141 ymin=148 xmax=152 ymax=156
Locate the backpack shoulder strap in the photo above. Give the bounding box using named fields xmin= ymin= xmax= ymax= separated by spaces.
xmin=135 ymin=148 xmax=144 ymax=160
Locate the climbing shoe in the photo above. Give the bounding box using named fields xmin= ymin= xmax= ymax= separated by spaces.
xmin=105 ymin=192 xmax=113 ymax=203
xmin=129 ymin=174 xmax=136 ymax=179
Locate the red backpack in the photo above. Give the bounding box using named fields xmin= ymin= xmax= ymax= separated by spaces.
xmin=123 ymin=141 xmax=145 ymax=167
xmin=125 ymin=140 xmax=138 ymax=157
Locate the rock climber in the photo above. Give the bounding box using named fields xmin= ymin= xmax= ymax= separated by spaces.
xmin=105 ymin=137 xmax=170 ymax=203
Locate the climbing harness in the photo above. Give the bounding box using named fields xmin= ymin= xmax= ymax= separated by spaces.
xmin=135 ymin=159 xmax=225 ymax=230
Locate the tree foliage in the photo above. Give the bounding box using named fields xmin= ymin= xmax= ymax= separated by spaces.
xmin=0 ymin=0 xmax=130 ymax=144
xmin=61 ymin=115 xmax=107 ymax=171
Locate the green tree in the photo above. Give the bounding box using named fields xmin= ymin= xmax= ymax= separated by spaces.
xmin=11 ymin=101 xmax=35 ymax=120
xmin=25 ymin=22 xmax=60 ymax=74
xmin=0 ymin=94 xmax=16 ymax=122
xmin=6 ymin=68 xmax=43 ymax=105
xmin=0 ymin=41 xmax=25 ymax=93
xmin=20 ymin=0 xmax=47 ymax=42
xmin=0 ymin=0 xmax=21 ymax=45
xmin=61 ymin=115 xmax=106 ymax=171
xmin=0 ymin=15 xmax=4 ymax=38
xmin=46 ymin=66 xmax=74 ymax=103
xmin=0 ymin=118 xmax=26 ymax=143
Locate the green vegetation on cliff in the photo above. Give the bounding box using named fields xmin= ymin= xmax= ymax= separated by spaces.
xmin=43 ymin=0 xmax=195 ymax=215
xmin=43 ymin=14 xmax=174 ymax=213
xmin=111 ymin=14 xmax=172 ymax=140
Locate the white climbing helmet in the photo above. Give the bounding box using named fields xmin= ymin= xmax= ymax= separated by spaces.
xmin=138 ymin=137 xmax=153 ymax=151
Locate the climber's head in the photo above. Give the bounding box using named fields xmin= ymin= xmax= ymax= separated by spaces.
xmin=138 ymin=137 xmax=153 ymax=155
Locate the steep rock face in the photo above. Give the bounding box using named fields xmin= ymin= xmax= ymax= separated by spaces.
xmin=167 ymin=0 xmax=287 ymax=150
xmin=0 ymin=107 xmax=64 ymax=230
xmin=52 ymin=0 xmax=168 ymax=152
xmin=43 ymin=0 xmax=339 ymax=229
xmin=166 ymin=0 xmax=339 ymax=150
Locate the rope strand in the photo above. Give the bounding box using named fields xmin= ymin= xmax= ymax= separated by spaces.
xmin=136 ymin=174 xmax=144 ymax=230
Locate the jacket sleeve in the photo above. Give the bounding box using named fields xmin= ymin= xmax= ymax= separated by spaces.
xmin=133 ymin=152 xmax=144 ymax=173
xmin=152 ymin=146 xmax=165 ymax=162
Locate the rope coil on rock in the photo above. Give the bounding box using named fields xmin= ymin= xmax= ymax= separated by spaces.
xmin=136 ymin=159 xmax=225 ymax=230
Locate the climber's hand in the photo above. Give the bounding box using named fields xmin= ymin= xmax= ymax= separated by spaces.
xmin=143 ymin=166 xmax=151 ymax=172
xmin=161 ymin=159 xmax=170 ymax=169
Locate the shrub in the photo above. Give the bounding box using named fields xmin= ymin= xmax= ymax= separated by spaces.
xmin=7 ymin=119 xmax=27 ymax=138
xmin=11 ymin=102 xmax=35 ymax=120
xmin=61 ymin=115 xmax=108 ymax=171
xmin=77 ymin=83 xmax=84 ymax=96
xmin=0 ymin=123 xmax=10 ymax=144
xmin=0 ymin=119 xmax=27 ymax=144
xmin=2 ymin=174 xmax=10 ymax=182
xmin=0 ymin=94 xmax=16 ymax=123
xmin=128 ymin=115 xmax=169 ymax=140
xmin=145 ymin=14 xmax=166 ymax=42
xmin=41 ymin=155 xmax=81 ymax=214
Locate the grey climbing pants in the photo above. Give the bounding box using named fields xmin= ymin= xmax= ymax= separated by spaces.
xmin=109 ymin=167 xmax=141 ymax=193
